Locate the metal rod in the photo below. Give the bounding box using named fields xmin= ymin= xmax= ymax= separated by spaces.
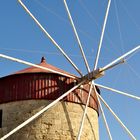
xmin=63 ymin=0 xmax=90 ymax=73
xmin=0 ymin=80 xmax=85 ymax=140
xmin=0 ymin=54 xmax=76 ymax=79
xmin=100 ymin=59 xmax=125 ymax=72
xmin=98 ymin=94 xmax=136 ymax=140
xmin=94 ymin=0 xmax=111 ymax=70
xmin=78 ymin=82 xmax=112 ymax=140
xmin=77 ymin=83 xmax=92 ymax=140
xmin=102 ymin=45 xmax=140 ymax=71
xmin=18 ymin=0 xmax=83 ymax=77
xmin=93 ymin=83 xmax=113 ymax=140
xmin=97 ymin=97 xmax=113 ymax=140
xmin=95 ymin=83 xmax=140 ymax=100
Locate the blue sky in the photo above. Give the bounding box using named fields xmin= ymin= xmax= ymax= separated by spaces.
xmin=0 ymin=0 xmax=140 ymax=139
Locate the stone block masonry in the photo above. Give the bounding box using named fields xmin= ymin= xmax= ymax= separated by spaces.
xmin=0 ymin=100 xmax=99 ymax=140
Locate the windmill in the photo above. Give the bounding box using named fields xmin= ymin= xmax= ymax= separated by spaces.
xmin=0 ymin=0 xmax=140 ymax=139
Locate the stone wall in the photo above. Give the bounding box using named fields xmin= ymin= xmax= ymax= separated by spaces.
xmin=0 ymin=100 xmax=99 ymax=140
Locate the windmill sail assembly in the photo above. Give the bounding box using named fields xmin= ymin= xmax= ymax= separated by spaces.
xmin=0 ymin=0 xmax=140 ymax=140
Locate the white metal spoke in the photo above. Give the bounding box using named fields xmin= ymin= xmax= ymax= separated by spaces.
xmin=77 ymin=83 xmax=92 ymax=140
xmin=0 ymin=80 xmax=85 ymax=140
xmin=97 ymin=97 xmax=113 ymax=140
xmin=18 ymin=0 xmax=83 ymax=77
xmin=126 ymin=48 xmax=140 ymax=61
xmin=92 ymin=84 xmax=113 ymax=140
xmin=102 ymin=45 xmax=140 ymax=71
xmin=100 ymin=59 xmax=125 ymax=72
xmin=0 ymin=54 xmax=76 ymax=79
xmin=63 ymin=0 xmax=90 ymax=73
xmin=77 ymin=82 xmax=112 ymax=140
xmin=95 ymin=83 xmax=140 ymax=101
xmin=98 ymin=94 xmax=136 ymax=140
xmin=94 ymin=0 xmax=111 ymax=70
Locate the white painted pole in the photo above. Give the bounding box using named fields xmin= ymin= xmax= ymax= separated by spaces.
xmin=18 ymin=0 xmax=83 ymax=77
xmin=95 ymin=83 xmax=140 ymax=100
xmin=102 ymin=45 xmax=140 ymax=71
xmin=100 ymin=59 xmax=125 ymax=72
xmin=77 ymin=83 xmax=92 ymax=140
xmin=93 ymin=84 xmax=113 ymax=140
xmin=0 ymin=54 xmax=76 ymax=79
xmin=94 ymin=0 xmax=111 ymax=70
xmin=78 ymin=82 xmax=112 ymax=140
xmin=98 ymin=94 xmax=136 ymax=140
xmin=63 ymin=0 xmax=90 ymax=73
xmin=0 ymin=80 xmax=85 ymax=140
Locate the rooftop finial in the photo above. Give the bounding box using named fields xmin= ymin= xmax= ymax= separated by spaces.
xmin=41 ymin=56 xmax=46 ymax=63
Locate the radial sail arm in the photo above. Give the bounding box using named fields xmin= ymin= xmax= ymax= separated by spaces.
xmin=101 ymin=45 xmax=140 ymax=72
xmin=93 ymin=83 xmax=113 ymax=140
xmin=98 ymin=94 xmax=136 ymax=140
xmin=95 ymin=83 xmax=140 ymax=100
xmin=0 ymin=54 xmax=76 ymax=79
xmin=63 ymin=0 xmax=90 ymax=73
xmin=94 ymin=0 xmax=111 ymax=70
xmin=77 ymin=82 xmax=112 ymax=140
xmin=18 ymin=0 xmax=83 ymax=76
xmin=77 ymin=83 xmax=92 ymax=140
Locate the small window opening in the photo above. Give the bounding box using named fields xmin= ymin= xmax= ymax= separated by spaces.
xmin=0 ymin=110 xmax=2 ymax=128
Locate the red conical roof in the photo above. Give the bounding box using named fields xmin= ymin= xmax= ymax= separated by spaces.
xmin=14 ymin=57 xmax=77 ymax=78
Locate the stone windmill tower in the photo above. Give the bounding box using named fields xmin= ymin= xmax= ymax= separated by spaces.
xmin=1 ymin=0 xmax=139 ymax=139
xmin=0 ymin=57 xmax=100 ymax=140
